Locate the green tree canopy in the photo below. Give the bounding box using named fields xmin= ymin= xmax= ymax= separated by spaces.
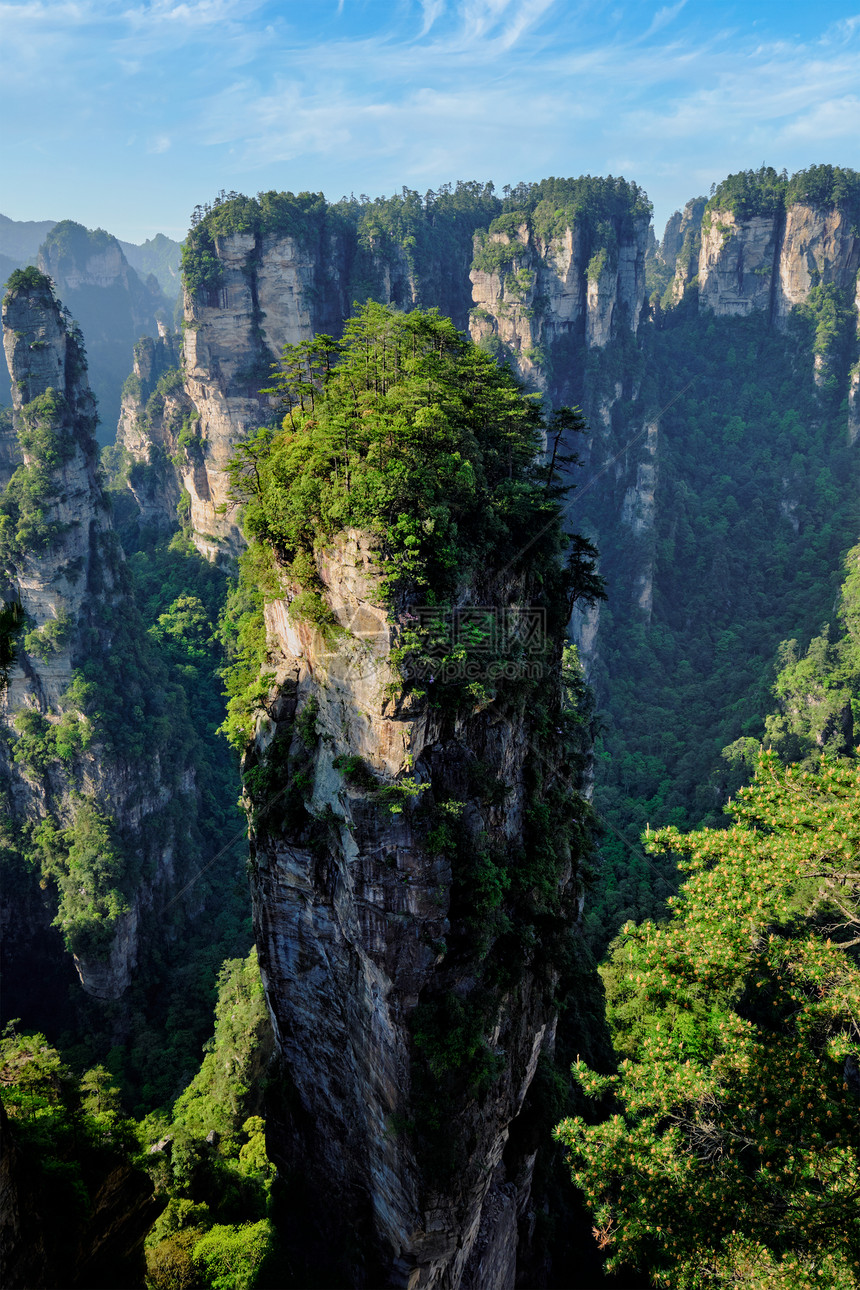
xmin=556 ymin=751 xmax=860 ymax=1287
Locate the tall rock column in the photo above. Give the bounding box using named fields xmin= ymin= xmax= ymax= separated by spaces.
xmin=0 ymin=269 xmax=200 ymax=1003
xmin=1 ymin=268 xmax=117 ymax=709
xmin=232 ymin=305 xmax=598 ymax=1287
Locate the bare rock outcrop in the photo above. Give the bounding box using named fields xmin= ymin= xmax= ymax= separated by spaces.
xmin=658 ymin=198 xmax=706 ymax=272
xmin=468 ymin=213 xmax=649 ymax=389
xmin=693 ymin=199 xmax=860 ymax=325
xmin=775 ymin=203 xmax=860 ymax=319
xmin=115 ymin=327 xmax=185 ymax=528
xmin=697 ymin=210 xmax=780 ymax=317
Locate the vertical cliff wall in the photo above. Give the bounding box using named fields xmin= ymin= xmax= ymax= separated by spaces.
xmin=0 ymin=270 xmax=203 ymax=1006
xmin=252 ymin=544 xmax=566 ymax=1287
xmin=468 ymin=204 xmax=650 ymax=389
xmin=227 ymin=306 xmax=598 ymax=1287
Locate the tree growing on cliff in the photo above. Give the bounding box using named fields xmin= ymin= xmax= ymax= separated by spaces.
xmin=221 ymin=300 xmax=604 ymax=743
xmin=556 ymin=751 xmax=860 ymax=1286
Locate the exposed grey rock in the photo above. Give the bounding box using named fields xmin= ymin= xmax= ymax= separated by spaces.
xmin=249 ymin=531 xmax=580 ymax=1287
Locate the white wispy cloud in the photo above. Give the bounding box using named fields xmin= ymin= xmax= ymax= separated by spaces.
xmin=644 ymin=0 xmax=687 ymax=39
xmin=3 ymin=0 xmax=860 ymax=240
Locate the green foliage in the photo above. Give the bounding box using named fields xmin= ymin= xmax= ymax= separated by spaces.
xmin=580 ymin=303 xmax=860 ymax=953
xmin=702 ymin=164 xmax=860 ymax=231
xmin=218 ymin=554 xmax=272 ymax=753
xmin=0 ymin=1025 xmax=147 ymax=1281
xmin=170 ymin=950 xmax=272 ymax=1148
xmin=0 ymin=597 xmax=23 ymax=689
xmin=32 ymin=798 xmax=133 ymax=959
xmin=795 ymin=282 xmax=856 ymax=389
xmin=4 ymin=265 xmax=53 ymax=295
xmin=0 ymin=388 xmax=79 ymax=561
xmin=557 ymin=753 xmax=860 ymax=1287
xmin=586 ymin=246 xmax=609 ymax=283
xmin=42 ymin=219 xmax=117 ymax=266
xmin=192 ymin=1220 xmax=275 ymax=1290
xmin=23 ymin=607 xmax=72 ymax=660
xmin=223 ymin=303 xmax=603 ymax=731
xmin=11 ymin=705 xmax=90 ymax=770
xmin=143 ymin=951 xmax=276 ymax=1290
xmin=786 ymin=165 xmax=860 ymax=221
xmin=470 ymin=232 xmax=522 ymax=276
xmin=705 ymin=166 xmax=788 ymax=221
xmin=499 ymin=175 xmax=651 ymax=242
xmin=756 ymin=543 xmax=860 ymax=766
xmin=232 ymin=303 xmax=557 ymax=599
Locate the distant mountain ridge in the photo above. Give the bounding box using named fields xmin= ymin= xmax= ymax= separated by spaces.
xmin=0 ymin=214 xmax=181 ymax=291
xmin=0 ymin=214 xmax=57 ymax=263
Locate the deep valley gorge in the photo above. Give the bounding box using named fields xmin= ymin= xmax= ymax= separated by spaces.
xmin=1 ymin=166 xmax=859 ymax=1289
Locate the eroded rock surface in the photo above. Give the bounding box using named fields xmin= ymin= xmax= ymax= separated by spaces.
xmin=468 ymin=214 xmax=649 ymax=390
xmin=247 ymin=532 xmax=584 ymax=1288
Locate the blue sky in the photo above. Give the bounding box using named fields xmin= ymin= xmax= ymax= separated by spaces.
xmin=2 ymin=0 xmax=859 ymax=244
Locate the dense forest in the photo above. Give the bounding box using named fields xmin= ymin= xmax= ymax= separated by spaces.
xmin=1 ymin=165 xmax=858 ymax=1288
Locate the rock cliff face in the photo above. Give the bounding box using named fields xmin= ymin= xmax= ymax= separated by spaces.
xmin=37 ymin=220 xmax=171 ymax=443
xmin=115 ymin=326 xmax=185 ymax=529
xmin=178 ymin=228 xmax=352 ymax=557
xmin=655 ymin=198 xmax=706 ymax=305
xmin=658 ymin=198 xmax=706 ymax=272
xmin=468 ymin=214 xmax=649 ymax=389
xmin=1 ymin=272 xmax=119 ymax=710
xmin=681 ymin=200 xmax=860 ymax=327
xmin=776 ymin=203 xmax=860 ymax=319
xmin=246 ymin=531 xmax=582 ymax=1288
xmin=0 ymin=272 xmax=199 ymax=1003
xmin=697 ymin=211 xmax=781 ymax=317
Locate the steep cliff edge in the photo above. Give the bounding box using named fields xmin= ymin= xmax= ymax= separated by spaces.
xmin=468 ymin=177 xmax=651 ymax=389
xmin=0 ymin=269 xmax=203 ymax=1004
xmin=691 ymin=168 xmax=860 ymax=336
xmin=226 ymin=305 xmax=600 ymax=1286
